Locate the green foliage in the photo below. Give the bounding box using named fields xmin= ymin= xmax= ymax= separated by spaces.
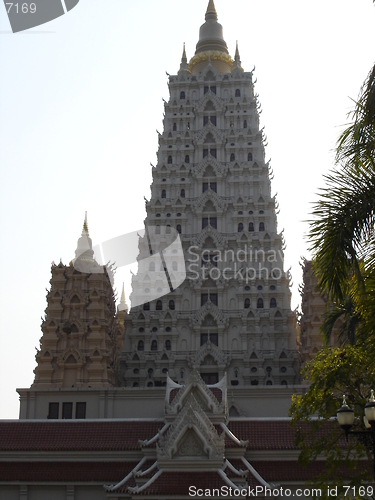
xmin=309 ymin=155 xmax=375 ymax=303
xmin=321 ymin=295 xmax=360 ymax=346
xmin=336 ymin=65 xmax=375 ymax=172
xmin=309 ymin=64 xmax=375 ymax=306
xmin=289 ymin=346 xmax=375 ymax=493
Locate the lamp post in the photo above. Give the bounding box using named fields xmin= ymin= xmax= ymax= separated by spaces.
xmin=337 ymin=390 xmax=375 ymax=480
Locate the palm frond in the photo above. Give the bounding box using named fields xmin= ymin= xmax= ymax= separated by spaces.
xmin=321 ymin=296 xmax=360 ymax=346
xmin=309 ymin=154 xmax=375 ymax=300
xmin=336 ymin=64 xmax=375 ymax=167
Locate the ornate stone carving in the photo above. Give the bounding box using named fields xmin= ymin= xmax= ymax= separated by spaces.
xmin=189 ymin=340 xmax=229 ymax=368
xmin=159 ymin=394 xmax=225 ymax=460
xmin=190 ymin=301 xmax=228 ymax=327
xmin=193 ymin=189 xmax=227 ymax=213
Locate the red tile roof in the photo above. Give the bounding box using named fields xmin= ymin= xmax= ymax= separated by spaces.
xmin=0 ymin=460 xmax=369 ymax=487
xmin=0 ymin=420 xmax=368 ymax=494
xmin=114 ymin=471 xmax=229 ymax=495
xmin=228 ymin=420 xmax=306 ymax=450
xmin=253 ymin=461 xmax=326 ymax=481
xmin=210 ymin=387 xmax=223 ymax=403
xmin=169 ymin=388 xmax=179 ymax=403
xmin=252 ymin=460 xmax=370 ymax=482
xmin=0 ymin=421 xmax=162 ymax=452
xmin=0 ymin=420 xmax=334 ymax=452
xmin=0 ymin=461 xmax=136 ymax=482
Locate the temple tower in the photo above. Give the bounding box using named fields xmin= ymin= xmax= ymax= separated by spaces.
xmin=33 ymin=216 xmax=123 ymax=392
xmin=120 ymin=0 xmax=299 ymax=391
xmin=299 ymin=259 xmax=339 ymax=364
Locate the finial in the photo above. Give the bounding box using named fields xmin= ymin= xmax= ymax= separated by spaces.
xmin=82 ymin=211 xmax=89 ymax=237
xmin=179 ymin=42 xmax=189 ymax=74
xmin=232 ymin=40 xmax=242 ymax=72
xmin=342 ymin=395 xmax=348 ymax=407
xmin=118 ymin=283 xmax=128 ymax=313
xmin=74 ymin=211 xmax=95 ymax=266
xmin=235 ymin=41 xmax=240 ymax=60
xmin=370 ymin=389 xmax=375 ymax=403
xmin=120 ymin=283 xmax=126 ymax=303
xmin=205 ymin=0 xmax=217 ymax=21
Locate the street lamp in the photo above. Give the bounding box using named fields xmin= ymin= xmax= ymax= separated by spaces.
xmin=337 ymin=390 xmax=375 ymax=480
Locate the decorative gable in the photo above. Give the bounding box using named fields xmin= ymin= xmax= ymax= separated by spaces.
xmin=159 ymin=394 xmax=225 ymax=465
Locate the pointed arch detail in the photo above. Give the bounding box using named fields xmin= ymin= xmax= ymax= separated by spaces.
xmin=190 ymin=301 xmax=228 ymax=328
xmin=194 ymin=190 xmax=227 ymax=213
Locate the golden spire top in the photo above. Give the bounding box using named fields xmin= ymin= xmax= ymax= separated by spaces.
xmin=82 ymin=211 xmax=89 ymax=237
xmin=182 ymin=42 xmax=187 ymax=61
xmin=205 ymin=0 xmax=217 ymax=21
xmin=191 ymin=0 xmax=231 ymax=74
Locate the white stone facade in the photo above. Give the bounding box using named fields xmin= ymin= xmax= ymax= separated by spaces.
xmin=120 ymin=1 xmax=300 ymax=393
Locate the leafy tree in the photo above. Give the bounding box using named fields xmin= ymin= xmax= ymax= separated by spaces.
xmin=290 ymin=345 xmax=374 ymax=494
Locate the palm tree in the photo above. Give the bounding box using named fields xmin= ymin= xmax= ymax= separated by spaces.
xmin=321 ymin=295 xmax=360 ymax=346
xmin=309 ymin=60 xmax=375 ymax=343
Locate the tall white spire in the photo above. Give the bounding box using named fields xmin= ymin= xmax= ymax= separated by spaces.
xmin=74 ymin=212 xmax=94 ymax=262
xmin=118 ymin=283 xmax=128 ymax=313
xmin=82 ymin=211 xmax=89 ymax=236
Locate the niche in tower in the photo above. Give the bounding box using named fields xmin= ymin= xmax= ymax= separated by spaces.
xmin=63 ymin=354 xmax=78 ymax=388
xmin=202 ymin=236 xmax=216 ymax=251
xmin=204 ymin=70 xmax=216 ymax=82
xmin=204 ymin=132 xmax=215 ymax=144
xmin=203 ymin=200 xmax=215 ymax=213
xmin=203 ymin=165 xmax=216 ymax=178
xmin=204 ymin=101 xmax=215 ymax=112
xmin=201 ymin=314 xmax=217 ymax=328
xmin=203 ymin=132 xmax=216 ymax=159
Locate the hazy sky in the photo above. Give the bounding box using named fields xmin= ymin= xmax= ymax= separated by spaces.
xmin=0 ymin=0 xmax=374 ymax=419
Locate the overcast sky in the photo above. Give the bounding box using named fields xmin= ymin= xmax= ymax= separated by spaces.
xmin=0 ymin=0 xmax=374 ymax=419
